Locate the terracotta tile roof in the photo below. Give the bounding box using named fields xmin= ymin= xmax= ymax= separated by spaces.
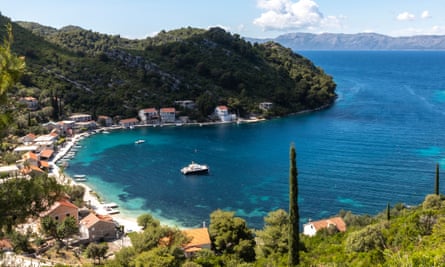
xmin=119 ymin=118 xmax=139 ymax=123
xmin=309 ymin=217 xmax=346 ymax=232
xmin=25 ymin=133 xmax=36 ymax=139
xmin=40 ymin=161 xmax=49 ymax=168
xmin=57 ymin=199 xmax=79 ymax=210
xmin=21 ymin=165 xmax=45 ymax=174
xmin=81 ymin=213 xmax=114 ymax=229
xmin=160 ymin=107 xmax=176 ymax=113
xmin=40 ymin=149 xmax=54 ymax=158
xmin=0 ymin=239 xmax=13 ymax=250
xmin=40 ymin=199 xmax=78 ymax=217
xmin=182 ymin=228 xmax=211 ymax=252
xmin=143 ymin=108 xmax=158 ymax=113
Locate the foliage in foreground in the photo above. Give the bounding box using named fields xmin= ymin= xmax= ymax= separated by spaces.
xmin=101 ymin=194 xmax=445 ymax=266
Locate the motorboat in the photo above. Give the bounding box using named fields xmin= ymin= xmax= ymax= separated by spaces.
xmin=135 ymin=139 xmax=145 ymax=144
xmin=74 ymin=174 xmax=87 ymax=182
xmin=181 ymin=161 xmax=209 ymax=175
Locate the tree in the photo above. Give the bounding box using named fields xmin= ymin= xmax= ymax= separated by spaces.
xmin=0 ymin=23 xmax=25 ymax=138
xmin=435 ymin=163 xmax=440 ymax=196
xmin=386 ymin=203 xmax=391 ymax=221
xmin=133 ymin=247 xmax=175 ymax=267
xmin=209 ymin=209 xmax=256 ymax=262
xmin=56 ymin=216 xmax=79 ymax=245
xmin=289 ymin=143 xmax=300 ymax=266
xmin=0 ymin=174 xmax=63 ymax=233
xmin=41 ymin=215 xmax=78 ymax=248
xmin=86 ymin=242 xmax=109 ymax=265
xmin=256 ymin=209 xmax=289 ymax=257
xmin=137 ymin=213 xmax=160 ymax=230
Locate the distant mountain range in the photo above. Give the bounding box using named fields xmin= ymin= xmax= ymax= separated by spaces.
xmin=249 ymin=32 xmax=445 ymax=50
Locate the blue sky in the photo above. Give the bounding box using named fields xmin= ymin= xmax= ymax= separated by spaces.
xmin=1 ymin=0 xmax=445 ymax=39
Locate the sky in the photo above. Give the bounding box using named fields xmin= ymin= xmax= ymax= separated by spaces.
xmin=1 ymin=0 xmax=445 ymax=39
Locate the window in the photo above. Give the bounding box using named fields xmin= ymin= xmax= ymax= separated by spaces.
xmin=66 ymin=213 xmax=70 ymax=217
xmin=55 ymin=216 xmax=59 ymax=221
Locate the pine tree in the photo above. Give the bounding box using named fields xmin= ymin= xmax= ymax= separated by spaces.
xmin=289 ymin=143 xmax=299 ymax=266
xmin=435 ymin=163 xmax=440 ymax=196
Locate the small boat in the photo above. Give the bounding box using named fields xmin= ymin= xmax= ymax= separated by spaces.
xmin=74 ymin=174 xmax=87 ymax=182
xmin=135 ymin=139 xmax=145 ymax=144
xmin=102 ymin=202 xmax=119 ymax=208
xmin=181 ymin=161 xmax=209 ymax=175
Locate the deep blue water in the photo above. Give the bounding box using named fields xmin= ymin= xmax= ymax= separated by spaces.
xmin=67 ymin=51 xmax=445 ymax=229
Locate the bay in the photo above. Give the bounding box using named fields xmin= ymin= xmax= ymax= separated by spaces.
xmin=67 ymin=51 xmax=445 ymax=229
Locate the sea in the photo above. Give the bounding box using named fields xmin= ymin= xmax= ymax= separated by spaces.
xmin=66 ymin=51 xmax=445 ymax=229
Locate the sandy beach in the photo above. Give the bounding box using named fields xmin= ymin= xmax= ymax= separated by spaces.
xmin=49 ymin=133 xmax=142 ymax=233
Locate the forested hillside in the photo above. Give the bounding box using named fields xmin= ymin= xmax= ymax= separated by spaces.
xmin=0 ymin=14 xmax=336 ymax=123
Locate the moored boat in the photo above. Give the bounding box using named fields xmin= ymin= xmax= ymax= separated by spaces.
xmin=135 ymin=139 xmax=145 ymax=144
xmin=181 ymin=161 xmax=209 ymax=175
xmin=74 ymin=174 xmax=87 ymax=182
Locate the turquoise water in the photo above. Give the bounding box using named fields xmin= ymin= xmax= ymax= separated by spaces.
xmin=67 ymin=51 xmax=445 ymax=229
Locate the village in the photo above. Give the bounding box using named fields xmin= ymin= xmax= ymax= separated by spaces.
xmin=0 ymin=97 xmax=346 ymax=266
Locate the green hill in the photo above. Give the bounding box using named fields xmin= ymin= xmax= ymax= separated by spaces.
xmin=0 ymin=14 xmax=336 ymax=122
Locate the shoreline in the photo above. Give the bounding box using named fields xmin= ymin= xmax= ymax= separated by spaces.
xmin=48 ymin=105 xmax=333 ymax=231
xmin=49 ymin=134 xmax=142 ymax=233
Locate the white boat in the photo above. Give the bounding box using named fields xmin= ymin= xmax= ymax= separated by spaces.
xmin=135 ymin=139 xmax=145 ymax=144
xmin=96 ymin=206 xmax=120 ymax=215
xmin=102 ymin=202 xmax=119 ymax=208
xmin=181 ymin=161 xmax=209 ymax=175
xmin=74 ymin=174 xmax=87 ymax=182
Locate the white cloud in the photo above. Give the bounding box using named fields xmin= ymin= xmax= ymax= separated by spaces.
xmin=253 ymin=0 xmax=341 ymax=31
xmin=397 ymin=12 xmax=415 ymax=21
xmin=421 ymin=10 xmax=431 ymax=19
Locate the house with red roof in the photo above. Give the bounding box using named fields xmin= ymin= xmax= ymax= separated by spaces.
xmin=22 ymin=151 xmax=39 ymax=167
xmin=182 ymin=227 xmax=211 ymax=258
xmin=39 ymin=149 xmax=54 ymax=161
xmin=79 ymin=213 xmax=118 ymax=242
xmin=138 ymin=108 xmax=159 ymax=124
xmin=214 ymin=105 xmax=236 ymax=122
xmin=119 ymin=118 xmax=139 ymax=128
xmin=40 ymin=199 xmax=79 ymax=224
xmin=303 ymin=217 xmax=347 ymax=237
xmin=160 ymin=107 xmax=176 ymax=123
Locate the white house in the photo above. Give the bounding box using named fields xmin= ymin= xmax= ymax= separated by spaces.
xmin=138 ymin=108 xmax=159 ymax=124
xmin=69 ymin=114 xmax=92 ymax=122
xmin=259 ymin=102 xmax=273 ymax=111
xmin=303 ymin=217 xmax=347 ymax=237
xmin=159 ymin=107 xmax=176 ymax=123
xmin=215 ymin=105 xmax=236 ymax=122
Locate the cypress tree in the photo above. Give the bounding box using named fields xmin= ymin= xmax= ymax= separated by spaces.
xmin=289 ymin=143 xmax=299 ymax=266
xmin=435 ymin=163 xmax=440 ymax=196
xmin=386 ymin=202 xmax=390 ymax=221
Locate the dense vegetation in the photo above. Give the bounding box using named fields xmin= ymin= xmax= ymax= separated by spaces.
xmin=6 ymin=12 xmax=445 ymax=267
xmin=0 ymin=13 xmax=336 ymax=126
